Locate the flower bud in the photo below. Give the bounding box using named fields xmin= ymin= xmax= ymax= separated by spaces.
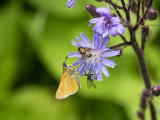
xmin=140 ymin=96 xmax=146 ymax=110
xmin=152 ymin=85 xmax=160 ymax=96
xmin=147 ymin=8 xmax=158 ymax=20
xmin=142 ymin=89 xmax=151 ymax=97
xmin=130 ymin=0 xmax=137 ymax=13
xmin=142 ymin=26 xmax=149 ymax=38
xmin=85 ymin=4 xmax=100 ymax=18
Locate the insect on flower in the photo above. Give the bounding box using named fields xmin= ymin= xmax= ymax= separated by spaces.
xmin=85 ymin=73 xmax=96 ymax=89
xmin=55 ymin=57 xmax=80 ymax=99
xmin=78 ymin=47 xmax=92 ymax=58
xmin=68 ymin=32 xmax=120 ymax=81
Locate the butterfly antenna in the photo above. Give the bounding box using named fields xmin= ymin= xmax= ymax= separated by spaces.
xmin=65 ymin=56 xmax=68 ymax=62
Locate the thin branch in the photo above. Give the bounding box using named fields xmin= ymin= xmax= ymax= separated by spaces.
xmin=119 ymin=34 xmax=127 ymax=43
xmin=121 ymin=0 xmax=130 ymax=21
xmin=136 ymin=0 xmax=141 ymax=23
xmin=115 ymin=9 xmax=123 ymax=19
xmin=149 ymin=101 xmax=157 ymax=120
xmin=105 ymin=0 xmax=123 ymax=9
xmin=142 ymin=0 xmax=145 ymax=25
xmin=141 ymin=34 xmax=146 ymax=53
xmin=105 ymin=0 xmax=123 ymax=19
xmin=128 ymin=0 xmax=132 ymax=12
xmin=109 ymin=42 xmax=131 ymax=49
xmin=141 ymin=0 xmax=145 ymax=54
xmin=134 ymin=0 xmax=153 ymax=31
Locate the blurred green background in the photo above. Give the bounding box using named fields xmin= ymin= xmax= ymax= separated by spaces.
xmin=0 ymin=0 xmax=160 ymax=120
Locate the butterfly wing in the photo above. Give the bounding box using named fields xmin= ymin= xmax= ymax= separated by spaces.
xmin=55 ymin=71 xmax=80 ymax=99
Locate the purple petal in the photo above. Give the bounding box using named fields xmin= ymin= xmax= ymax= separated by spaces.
xmin=68 ymin=52 xmax=81 ymax=57
xmin=101 ymin=63 xmax=110 ymax=78
xmin=102 ymin=29 xmax=109 ymax=38
xmin=97 ymin=35 xmax=103 ymax=50
xmin=90 ymin=63 xmax=96 ymax=80
xmin=109 ymin=26 xmax=119 ymax=37
xmin=89 ymin=17 xmax=104 ymax=25
xmin=92 ymin=33 xmax=99 ymax=49
xmin=71 ymin=40 xmax=82 ymax=47
xmin=93 ymin=22 xmax=106 ymax=36
xmin=75 ymin=36 xmax=86 ymax=47
xmin=101 ymin=57 xmax=116 ymax=68
xmin=101 ymin=50 xmax=120 ymax=57
xmin=95 ymin=62 xmax=103 ymax=81
xmin=67 ymin=0 xmax=76 ymax=9
xmin=79 ymin=33 xmax=91 ymax=47
xmin=103 ymin=47 xmax=111 ymax=52
xmin=99 ymin=37 xmax=110 ymax=52
xmin=77 ymin=62 xmax=86 ymax=74
xmin=80 ymin=63 xmax=90 ymax=75
xmin=73 ymin=58 xmax=83 ymax=66
xmin=90 ymin=63 xmax=95 ymax=74
xmin=96 ymin=73 xmax=103 ymax=81
xmin=96 ymin=7 xmax=111 ymax=17
xmin=110 ymin=17 xmax=120 ymax=25
xmin=115 ymin=24 xmax=126 ymax=35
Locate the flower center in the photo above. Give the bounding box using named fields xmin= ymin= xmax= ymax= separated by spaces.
xmin=105 ymin=18 xmax=112 ymax=26
xmin=85 ymin=49 xmax=101 ymax=64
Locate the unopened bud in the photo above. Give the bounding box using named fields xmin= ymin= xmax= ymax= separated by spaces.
xmin=140 ymin=96 xmax=146 ymax=110
xmin=137 ymin=111 xmax=144 ymax=119
xmin=142 ymin=26 xmax=150 ymax=38
xmin=152 ymin=85 xmax=160 ymax=96
xmin=130 ymin=0 xmax=137 ymax=13
xmin=111 ymin=13 xmax=117 ymax=17
xmin=147 ymin=8 xmax=158 ymax=20
xmin=142 ymin=89 xmax=151 ymax=97
xmin=85 ymin=4 xmax=100 ymax=18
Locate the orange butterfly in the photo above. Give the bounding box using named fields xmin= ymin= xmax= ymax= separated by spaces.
xmin=55 ymin=62 xmax=80 ymax=99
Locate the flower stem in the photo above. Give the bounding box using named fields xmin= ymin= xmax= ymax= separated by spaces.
xmin=136 ymin=0 xmax=141 ymax=23
xmin=129 ymin=29 xmax=151 ymax=89
xmin=149 ymin=101 xmax=157 ymax=120
xmin=128 ymin=28 xmax=157 ymax=120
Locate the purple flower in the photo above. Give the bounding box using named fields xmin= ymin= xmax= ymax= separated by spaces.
xmin=89 ymin=5 xmax=126 ymax=38
xmin=67 ymin=0 xmax=76 ymax=9
xmin=68 ymin=33 xmax=120 ymax=81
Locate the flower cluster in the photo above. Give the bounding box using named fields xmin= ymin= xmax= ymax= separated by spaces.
xmin=67 ymin=4 xmax=125 ymax=81
xmin=89 ymin=6 xmax=125 ymax=38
